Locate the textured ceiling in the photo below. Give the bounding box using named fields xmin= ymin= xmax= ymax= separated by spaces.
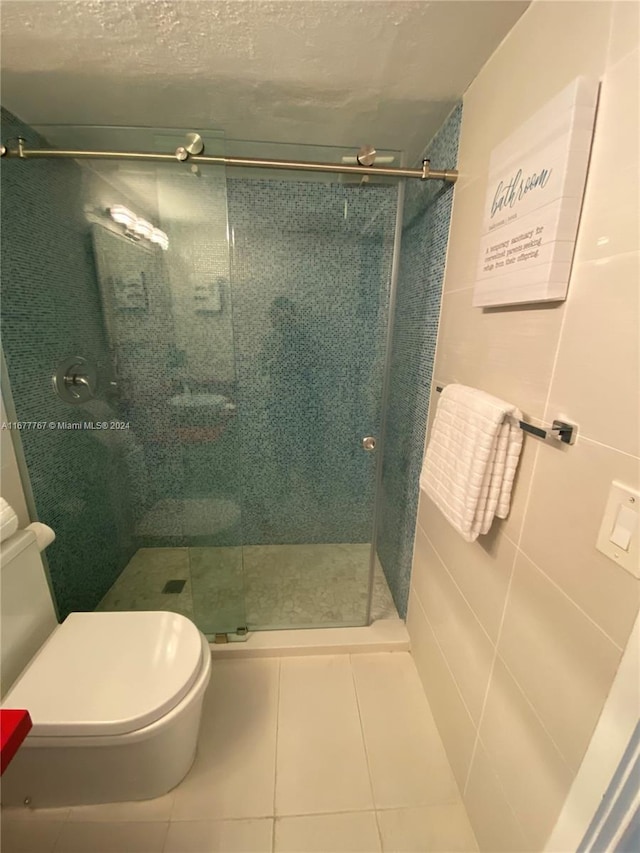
xmin=0 ymin=1 xmax=529 ymax=161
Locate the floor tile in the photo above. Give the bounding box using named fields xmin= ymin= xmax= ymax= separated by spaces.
xmin=276 ymin=656 xmax=374 ymax=815
xmin=53 ymin=820 xmax=168 ymax=852
xmin=164 ymin=818 xmax=273 ymax=852
xmin=275 ymin=812 xmax=381 ymax=853
xmin=352 ymin=653 xmax=460 ymax=808
xmin=0 ymin=820 xmax=65 ymax=853
xmin=68 ymin=793 xmax=174 ymax=822
xmin=172 ymin=659 xmax=279 ymax=820
xmin=377 ymin=804 xmax=478 ymax=852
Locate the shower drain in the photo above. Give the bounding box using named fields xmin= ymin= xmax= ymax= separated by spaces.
xmin=162 ymin=579 xmax=187 ymax=594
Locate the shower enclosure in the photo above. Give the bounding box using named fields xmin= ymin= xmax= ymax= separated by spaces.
xmin=1 ymin=117 xmax=407 ymax=638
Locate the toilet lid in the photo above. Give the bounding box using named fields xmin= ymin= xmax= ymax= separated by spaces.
xmin=1 ymin=611 xmax=204 ymax=737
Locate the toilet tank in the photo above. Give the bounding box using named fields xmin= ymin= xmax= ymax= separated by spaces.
xmin=0 ymin=531 xmax=58 ymax=697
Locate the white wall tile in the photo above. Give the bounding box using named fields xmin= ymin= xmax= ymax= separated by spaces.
xmin=587 ymin=47 xmax=640 ymax=174
xmin=435 ymin=287 xmax=566 ymax=421
xmin=459 ymin=1 xmax=610 ymax=179
xmin=478 ymin=659 xmax=574 ymax=851
xmin=463 ymin=742 xmax=531 ymax=852
xmin=407 ymin=4 xmax=640 ymax=852
xmin=441 ymin=179 xmax=485 ymax=289
xmin=406 ymin=594 xmax=477 ymax=791
xmin=519 ymin=436 xmax=640 ymax=648
xmin=547 ymin=253 xmax=640 ymax=456
xmin=411 ymin=527 xmax=495 ymax=723
xmin=573 ymin=166 xmax=640 ymax=264
xmin=417 ymin=496 xmax=515 ymax=642
xmin=498 ymin=551 xmax=623 ymax=770
xmin=608 ymin=0 xmax=640 ymax=64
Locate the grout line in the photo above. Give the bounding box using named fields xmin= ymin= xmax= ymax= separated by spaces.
xmin=578 ymin=433 xmax=640 ymax=461
xmin=274 ymin=806 xmax=379 ymax=820
xmin=495 ymin=654 xmax=577 ymax=774
xmin=271 ymin=657 xmax=282 ymax=851
xmin=462 ymin=536 xmax=518 ymax=799
xmin=410 ymin=588 xmax=477 ymax=741
xmin=466 ymin=731 xmax=530 ymax=850
xmin=511 ymin=544 xmax=624 ymax=651
xmin=419 ymin=521 xmax=500 ymax=649
xmin=160 ymin=820 xmax=171 ymax=853
xmin=348 ymin=655 xmax=384 ymax=851
xmin=49 ymin=817 xmax=68 ymax=853
xmin=501 ymin=527 xmax=625 ymax=651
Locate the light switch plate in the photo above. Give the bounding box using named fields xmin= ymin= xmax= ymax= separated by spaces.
xmin=596 ymin=481 xmax=640 ymax=578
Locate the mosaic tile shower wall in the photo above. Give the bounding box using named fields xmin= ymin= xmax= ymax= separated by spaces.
xmin=376 ymin=104 xmax=462 ymax=617
xmin=0 ymin=108 xmax=137 ymax=619
xmin=226 ymin=178 xmax=397 ymax=544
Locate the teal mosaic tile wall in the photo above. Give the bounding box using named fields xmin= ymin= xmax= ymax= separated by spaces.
xmin=377 ymin=104 xmax=462 ymax=616
xmin=227 ymin=179 xmax=397 ymax=544
xmin=0 ymin=108 xmax=136 ymax=619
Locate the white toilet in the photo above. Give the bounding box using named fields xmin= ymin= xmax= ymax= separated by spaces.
xmin=0 ymin=527 xmax=211 ymax=808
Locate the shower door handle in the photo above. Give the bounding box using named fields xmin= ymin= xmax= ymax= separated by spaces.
xmin=362 ymin=436 xmax=376 ymax=452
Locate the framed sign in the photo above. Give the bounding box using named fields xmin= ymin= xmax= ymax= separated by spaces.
xmin=473 ymin=77 xmax=599 ymax=308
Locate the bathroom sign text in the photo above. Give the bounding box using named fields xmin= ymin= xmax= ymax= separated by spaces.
xmin=473 ymin=77 xmax=598 ymax=307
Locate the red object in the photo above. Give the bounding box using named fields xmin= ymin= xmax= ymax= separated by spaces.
xmin=0 ymin=709 xmax=32 ymax=774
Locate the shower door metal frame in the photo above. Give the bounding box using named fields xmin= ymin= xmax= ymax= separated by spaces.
xmin=364 ymin=179 xmax=406 ymax=624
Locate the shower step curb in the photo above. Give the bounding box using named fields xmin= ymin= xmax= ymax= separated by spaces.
xmin=207 ymin=618 xmax=409 ymax=658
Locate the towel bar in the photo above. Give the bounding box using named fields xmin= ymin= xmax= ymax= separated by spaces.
xmin=434 ymin=386 xmax=577 ymax=445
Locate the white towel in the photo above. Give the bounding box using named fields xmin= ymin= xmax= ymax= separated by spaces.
xmin=420 ymin=384 xmax=523 ymax=542
xmin=0 ymin=497 xmax=19 ymax=542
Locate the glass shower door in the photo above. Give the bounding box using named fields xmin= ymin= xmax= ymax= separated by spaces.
xmin=67 ymin=125 xmax=246 ymax=637
xmin=152 ymin=132 xmax=246 ymax=637
xmin=226 ymin=172 xmax=398 ymax=629
xmin=23 ymin=124 xmax=399 ymax=635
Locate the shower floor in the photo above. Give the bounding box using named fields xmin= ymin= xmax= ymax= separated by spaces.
xmin=96 ymin=543 xmax=398 ymax=633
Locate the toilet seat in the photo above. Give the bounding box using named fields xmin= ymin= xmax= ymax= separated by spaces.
xmin=2 ymin=611 xmax=204 ymax=738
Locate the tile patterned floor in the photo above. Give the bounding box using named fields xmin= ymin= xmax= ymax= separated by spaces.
xmin=96 ymin=545 xmax=398 ymax=635
xmin=1 ymin=653 xmax=478 ymax=853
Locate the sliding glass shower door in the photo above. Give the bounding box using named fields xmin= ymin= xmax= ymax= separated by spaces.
xmin=225 ymin=169 xmax=398 ymax=629
xmin=7 ymin=124 xmax=398 ymax=635
xmin=74 ymin=126 xmax=247 ymax=636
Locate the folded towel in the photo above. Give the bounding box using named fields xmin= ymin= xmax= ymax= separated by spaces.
xmin=0 ymin=498 xmax=19 ymax=543
xmin=420 ymin=384 xmax=523 ymax=542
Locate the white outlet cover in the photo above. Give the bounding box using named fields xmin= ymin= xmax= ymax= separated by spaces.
xmin=596 ymin=481 xmax=640 ymax=579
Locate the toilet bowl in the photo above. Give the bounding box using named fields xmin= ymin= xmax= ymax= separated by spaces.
xmin=0 ymin=531 xmax=211 ymax=808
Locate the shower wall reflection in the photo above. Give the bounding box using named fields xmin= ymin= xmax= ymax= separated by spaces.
xmin=90 ymin=165 xmax=241 ymax=551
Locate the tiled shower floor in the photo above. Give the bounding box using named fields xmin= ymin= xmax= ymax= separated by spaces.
xmin=96 ymin=544 xmax=398 ymax=633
